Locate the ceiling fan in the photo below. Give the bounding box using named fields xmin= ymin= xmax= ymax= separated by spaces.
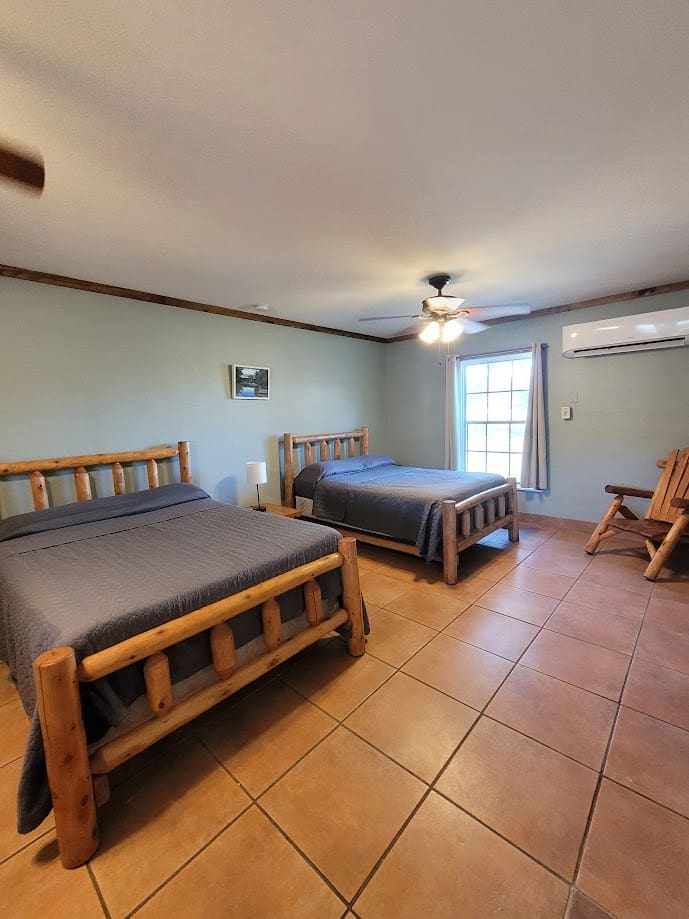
xmin=359 ymin=273 xmax=531 ymax=343
xmin=0 ymin=141 xmax=45 ymax=194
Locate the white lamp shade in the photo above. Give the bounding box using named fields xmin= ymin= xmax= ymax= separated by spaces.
xmin=441 ymin=319 xmax=464 ymax=343
xmin=419 ymin=321 xmax=440 ymax=344
xmin=246 ymin=461 xmax=267 ymax=486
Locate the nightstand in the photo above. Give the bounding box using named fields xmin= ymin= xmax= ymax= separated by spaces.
xmin=262 ymin=503 xmax=303 ymax=518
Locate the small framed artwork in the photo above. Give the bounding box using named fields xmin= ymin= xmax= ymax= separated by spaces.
xmin=231 ymin=364 xmax=270 ymax=400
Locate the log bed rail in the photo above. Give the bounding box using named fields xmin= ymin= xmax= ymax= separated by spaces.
xmin=282 ymin=428 xmax=519 ymax=584
xmin=2 ymin=441 xmax=365 ymax=869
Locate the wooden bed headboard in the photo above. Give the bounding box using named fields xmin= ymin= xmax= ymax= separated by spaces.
xmin=282 ymin=427 xmax=368 ymax=507
xmin=0 ymin=441 xmax=191 ymax=512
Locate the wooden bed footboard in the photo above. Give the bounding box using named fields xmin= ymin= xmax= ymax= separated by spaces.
xmin=441 ymin=478 xmax=519 ymax=585
xmin=33 ymin=537 xmax=365 ymax=869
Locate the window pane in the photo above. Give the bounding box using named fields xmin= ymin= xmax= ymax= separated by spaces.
xmin=486 ymin=452 xmax=510 ymax=477
xmin=466 ymin=393 xmax=488 ymax=421
xmin=510 ymin=423 xmax=525 ymax=452
xmin=466 ymin=451 xmax=486 ymax=472
xmin=486 ymin=423 xmax=509 ymax=452
xmin=512 ymin=358 xmax=532 ymax=390
xmin=488 ymin=360 xmax=511 ymax=392
xmin=464 ymin=362 xmax=487 ymax=393
xmin=510 ymin=453 xmax=523 ymax=478
xmin=511 ymin=390 xmax=529 ymax=421
xmin=487 ymin=391 xmax=511 ymax=420
xmin=467 ymin=423 xmax=486 ymax=451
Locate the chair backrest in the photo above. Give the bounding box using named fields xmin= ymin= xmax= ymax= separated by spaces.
xmin=646 ymin=448 xmax=689 ymax=522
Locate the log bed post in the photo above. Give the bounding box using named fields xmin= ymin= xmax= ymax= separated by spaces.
xmin=507 ymin=477 xmax=519 ymax=542
xmin=178 ymin=441 xmax=192 ymax=484
xmin=283 ymin=433 xmax=294 ymax=507
xmin=442 ymin=499 xmax=459 ymax=585
xmin=33 ymin=647 xmax=98 ymax=869
xmin=338 ymin=537 xmax=365 ymax=656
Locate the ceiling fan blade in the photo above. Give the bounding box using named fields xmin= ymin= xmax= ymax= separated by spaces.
xmin=0 ymin=145 xmax=45 ymax=192
xmin=464 ymin=304 xmax=531 ymax=321
xmin=358 ymin=314 xmax=420 ymax=322
xmin=457 ymin=317 xmax=489 ymax=334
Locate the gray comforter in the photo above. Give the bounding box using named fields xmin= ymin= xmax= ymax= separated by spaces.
xmin=0 ymin=484 xmax=344 ymax=832
xmin=304 ymin=464 xmax=506 ymax=560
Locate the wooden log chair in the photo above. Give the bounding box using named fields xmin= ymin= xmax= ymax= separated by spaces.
xmin=585 ymin=447 xmax=689 ymax=580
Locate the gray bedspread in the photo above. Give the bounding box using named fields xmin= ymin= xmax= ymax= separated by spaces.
xmin=305 ymin=465 xmax=506 ymax=560
xmin=0 ymin=484 xmax=345 ymax=832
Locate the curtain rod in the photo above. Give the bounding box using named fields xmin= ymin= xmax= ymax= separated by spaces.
xmin=453 ymin=344 xmax=547 ymax=361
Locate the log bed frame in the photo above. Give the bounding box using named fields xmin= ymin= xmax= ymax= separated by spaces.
xmin=0 ymin=442 xmax=365 ymax=868
xmin=282 ymin=427 xmax=519 ymax=585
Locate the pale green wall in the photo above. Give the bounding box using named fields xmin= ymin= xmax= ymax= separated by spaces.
xmin=384 ymin=290 xmax=689 ymax=522
xmin=0 ymin=277 xmax=387 ymax=516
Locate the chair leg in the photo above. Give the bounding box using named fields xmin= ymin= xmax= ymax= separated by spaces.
xmin=643 ymin=514 xmax=689 ymax=581
xmin=585 ymin=496 xmax=624 ymax=555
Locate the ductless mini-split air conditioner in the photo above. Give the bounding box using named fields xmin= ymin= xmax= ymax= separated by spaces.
xmin=562 ymin=305 xmax=689 ymax=358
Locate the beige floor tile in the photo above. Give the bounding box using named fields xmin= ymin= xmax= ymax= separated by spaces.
xmin=384 ymin=585 xmax=470 ymax=629
xmin=136 ymin=806 xmax=343 ymax=919
xmin=476 ymin=583 xmax=559 ymax=626
xmin=523 ymin=545 xmax=590 ymax=579
xmin=566 ymin=889 xmax=616 ymax=918
xmin=345 ymin=672 xmax=477 ymax=782
xmin=622 ymin=657 xmax=689 ymax=731
xmin=0 ymin=699 xmax=30 ymax=767
xmin=0 ymin=662 xmax=18 ymax=707
xmin=605 ymin=706 xmax=689 ymax=819
xmin=0 ymin=758 xmax=53 ymax=862
xmin=644 ymin=592 xmax=689 ymax=637
xmin=486 ymin=666 xmax=617 ymax=770
xmin=198 ymin=681 xmax=335 ymax=796
xmin=500 ymin=565 xmax=576 ymax=599
xmin=578 ymin=779 xmax=689 ymax=919
xmin=283 ymin=639 xmax=394 ymax=721
xmin=355 ymin=792 xmax=568 ymax=919
xmin=635 ymin=622 xmax=689 ymax=675
xmin=437 ymin=717 xmax=597 ymax=879
xmin=0 ymin=833 xmax=104 ymax=918
xmin=563 ymin=579 xmax=648 ymax=622
xmin=580 ymin=554 xmax=654 ymax=599
xmin=364 ymin=606 xmax=435 ymax=667
xmin=521 ymin=630 xmax=629 ymax=701
xmin=402 ymin=633 xmax=512 ymax=710
xmin=545 ymin=601 xmax=640 ymax=655
xmin=261 ymin=728 xmax=424 ymax=899
xmin=91 ymin=739 xmax=250 ymax=918
xmin=359 ymin=570 xmax=410 ymax=606
xmin=444 ymin=605 xmax=539 ymax=661
xmin=428 ymin=572 xmax=496 ymax=604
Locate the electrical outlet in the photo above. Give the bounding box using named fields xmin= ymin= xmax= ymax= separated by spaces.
xmin=560 ymin=405 xmax=572 ymax=420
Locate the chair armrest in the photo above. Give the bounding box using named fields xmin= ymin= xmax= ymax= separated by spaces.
xmin=604 ymin=485 xmax=654 ymax=499
xmin=670 ymin=497 xmax=689 ymax=510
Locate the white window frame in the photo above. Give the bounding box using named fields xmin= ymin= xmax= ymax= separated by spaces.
xmin=457 ymin=350 xmax=532 ymax=483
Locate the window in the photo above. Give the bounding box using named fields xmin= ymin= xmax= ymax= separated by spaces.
xmin=459 ymin=351 xmax=532 ymax=482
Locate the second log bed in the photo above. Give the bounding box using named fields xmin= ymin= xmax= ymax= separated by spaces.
xmin=282 ymin=427 xmax=519 ymax=584
xmin=0 ymin=441 xmax=365 ymax=869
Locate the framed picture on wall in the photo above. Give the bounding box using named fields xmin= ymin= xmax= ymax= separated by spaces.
xmin=231 ymin=365 xmax=271 ymax=400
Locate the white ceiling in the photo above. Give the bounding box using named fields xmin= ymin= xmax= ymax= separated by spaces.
xmin=2 ymin=1 xmax=689 ymax=337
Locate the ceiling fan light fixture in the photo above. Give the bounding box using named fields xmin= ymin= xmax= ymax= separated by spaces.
xmin=441 ymin=319 xmax=463 ymax=343
xmin=419 ymin=320 xmax=441 ymax=343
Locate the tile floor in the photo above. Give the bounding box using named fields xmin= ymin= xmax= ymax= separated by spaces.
xmin=1 ymin=520 xmax=688 ymax=918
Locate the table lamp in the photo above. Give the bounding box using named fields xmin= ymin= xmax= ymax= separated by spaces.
xmin=246 ymin=461 xmax=267 ymax=511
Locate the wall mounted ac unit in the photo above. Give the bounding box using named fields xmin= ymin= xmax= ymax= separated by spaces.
xmin=562 ymin=306 xmax=689 ymax=358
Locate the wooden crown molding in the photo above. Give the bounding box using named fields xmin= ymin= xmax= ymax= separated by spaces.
xmin=0 ymin=264 xmax=387 ymax=344
xmin=388 ymin=278 xmax=689 ymax=343
xmin=3 ymin=263 xmax=689 ymax=345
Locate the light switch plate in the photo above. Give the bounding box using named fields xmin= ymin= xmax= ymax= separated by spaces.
xmin=560 ymin=405 xmax=572 ymax=420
